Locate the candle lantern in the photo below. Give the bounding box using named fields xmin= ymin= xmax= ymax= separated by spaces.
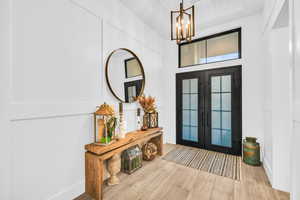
xmin=121 ymin=145 xmax=142 ymax=174
xmin=147 ymin=112 xmax=159 ymax=128
xmin=143 ymin=112 xmax=159 ymax=129
xmin=136 ymin=95 xmax=159 ymax=131
xmin=94 ymin=103 xmax=116 ymax=145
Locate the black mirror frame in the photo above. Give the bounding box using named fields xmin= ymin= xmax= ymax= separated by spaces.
xmin=105 ymin=48 xmax=146 ymax=103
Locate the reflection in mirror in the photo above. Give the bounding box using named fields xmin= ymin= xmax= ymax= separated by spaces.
xmin=106 ymin=49 xmax=145 ymax=103
xmin=125 ymin=58 xmax=142 ymax=78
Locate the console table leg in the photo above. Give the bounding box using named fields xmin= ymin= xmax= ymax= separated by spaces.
xmin=108 ymin=154 xmax=121 ymax=185
xmin=85 ymin=152 xmax=103 ymax=200
xmin=150 ymin=134 xmax=163 ymax=156
xmin=158 ymin=134 xmax=163 ymax=156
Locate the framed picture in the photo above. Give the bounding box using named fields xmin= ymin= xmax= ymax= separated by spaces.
xmin=125 ymin=57 xmax=142 ymax=78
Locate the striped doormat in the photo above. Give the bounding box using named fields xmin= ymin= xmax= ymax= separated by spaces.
xmin=163 ymin=146 xmax=241 ymax=180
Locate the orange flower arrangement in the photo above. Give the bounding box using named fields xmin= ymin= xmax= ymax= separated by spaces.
xmin=136 ymin=95 xmax=157 ymax=113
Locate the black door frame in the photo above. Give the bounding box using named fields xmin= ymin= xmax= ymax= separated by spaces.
xmin=176 ymin=71 xmax=205 ymax=149
xmin=124 ymin=79 xmax=143 ymax=102
xmin=176 ymin=65 xmax=242 ymax=155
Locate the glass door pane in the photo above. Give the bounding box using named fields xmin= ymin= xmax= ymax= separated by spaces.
xmin=211 ymin=75 xmax=232 ymax=147
xmin=176 ymin=66 xmax=241 ymax=155
xmin=182 ymin=79 xmax=198 ymax=142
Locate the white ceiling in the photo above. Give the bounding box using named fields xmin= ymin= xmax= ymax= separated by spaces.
xmin=119 ymin=0 xmax=264 ymax=38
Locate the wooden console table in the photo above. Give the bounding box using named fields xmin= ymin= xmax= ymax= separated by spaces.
xmin=85 ymin=128 xmax=163 ymax=200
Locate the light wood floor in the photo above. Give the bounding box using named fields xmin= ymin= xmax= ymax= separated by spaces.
xmin=76 ymin=144 xmax=289 ymax=200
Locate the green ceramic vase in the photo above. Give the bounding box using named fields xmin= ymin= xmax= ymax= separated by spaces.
xmin=243 ymin=137 xmax=261 ymax=166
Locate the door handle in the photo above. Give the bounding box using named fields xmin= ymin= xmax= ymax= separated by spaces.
xmin=201 ymin=112 xmax=204 ymax=127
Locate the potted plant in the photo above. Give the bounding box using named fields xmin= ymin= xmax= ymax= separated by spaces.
xmin=106 ymin=116 xmax=117 ymax=139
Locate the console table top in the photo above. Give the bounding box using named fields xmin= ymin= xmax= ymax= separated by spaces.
xmin=85 ymin=127 xmax=163 ymax=156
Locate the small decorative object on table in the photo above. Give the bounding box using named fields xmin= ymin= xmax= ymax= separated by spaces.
xmin=141 ymin=116 xmax=148 ymax=131
xmin=121 ymin=145 xmax=142 ymax=174
xmin=93 ymin=103 xmax=116 ymax=145
xmin=142 ymin=142 xmax=158 ymax=161
xmin=136 ymin=94 xmax=159 ymax=130
xmin=137 ymin=108 xmax=142 ymax=130
xmin=243 ymin=137 xmax=261 ymax=166
xmin=145 ymin=112 xmax=158 ymax=128
xmin=118 ymin=102 xmax=127 ymax=139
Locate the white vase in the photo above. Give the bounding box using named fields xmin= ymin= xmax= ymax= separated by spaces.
xmin=119 ymin=113 xmax=127 ymax=139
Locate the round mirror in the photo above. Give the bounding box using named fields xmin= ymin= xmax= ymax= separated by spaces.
xmin=105 ymin=48 xmax=145 ymax=103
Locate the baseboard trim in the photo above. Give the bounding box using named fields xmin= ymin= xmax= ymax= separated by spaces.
xmin=263 ymin=158 xmax=273 ymax=185
xmin=47 ymin=180 xmax=84 ymax=200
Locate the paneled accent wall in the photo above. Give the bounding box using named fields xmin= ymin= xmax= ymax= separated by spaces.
xmin=5 ymin=0 xmax=166 ymax=199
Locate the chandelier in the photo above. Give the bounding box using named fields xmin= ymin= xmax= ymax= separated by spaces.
xmin=171 ymin=0 xmax=195 ymax=44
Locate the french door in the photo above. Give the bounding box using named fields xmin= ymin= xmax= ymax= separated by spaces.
xmin=176 ymin=66 xmax=242 ymax=155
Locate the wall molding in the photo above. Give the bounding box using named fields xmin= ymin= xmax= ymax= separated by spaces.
xmin=9 ymin=102 xmax=96 ymax=121
xmin=263 ymin=0 xmax=286 ymax=33
xmin=9 ymin=101 xmax=166 ymax=121
xmin=263 ymin=157 xmax=273 ymax=185
xmin=47 ymin=180 xmax=84 ymax=200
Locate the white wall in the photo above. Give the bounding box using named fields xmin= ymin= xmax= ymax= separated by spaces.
xmin=267 ymin=27 xmax=291 ymax=192
xmin=0 ymin=0 xmax=12 ymax=199
xmin=3 ymin=0 xmax=166 ymax=199
xmin=262 ymin=30 xmax=274 ymax=185
xmin=9 ymin=1 xmax=100 ymax=199
xmin=290 ymin=0 xmax=300 ymax=199
xmin=162 ymin=13 xmax=265 ymax=149
xmin=262 ymin=0 xmax=293 ymax=193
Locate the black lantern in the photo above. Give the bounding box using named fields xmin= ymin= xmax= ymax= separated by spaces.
xmin=171 ymin=0 xmax=195 ymax=44
xmin=142 ymin=112 xmax=159 ymax=130
xmin=147 ymin=112 xmax=158 ymax=128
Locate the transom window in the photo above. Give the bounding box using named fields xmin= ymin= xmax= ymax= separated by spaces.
xmin=179 ymin=28 xmax=241 ymax=68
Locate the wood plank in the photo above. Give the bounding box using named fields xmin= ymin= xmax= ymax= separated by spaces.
xmin=85 ymin=128 xmax=163 ymax=155
xmin=76 ymin=144 xmax=290 ymax=200
xmin=186 ymin=172 xmax=216 ymax=200
xmin=210 ymin=176 xmax=234 ymax=200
